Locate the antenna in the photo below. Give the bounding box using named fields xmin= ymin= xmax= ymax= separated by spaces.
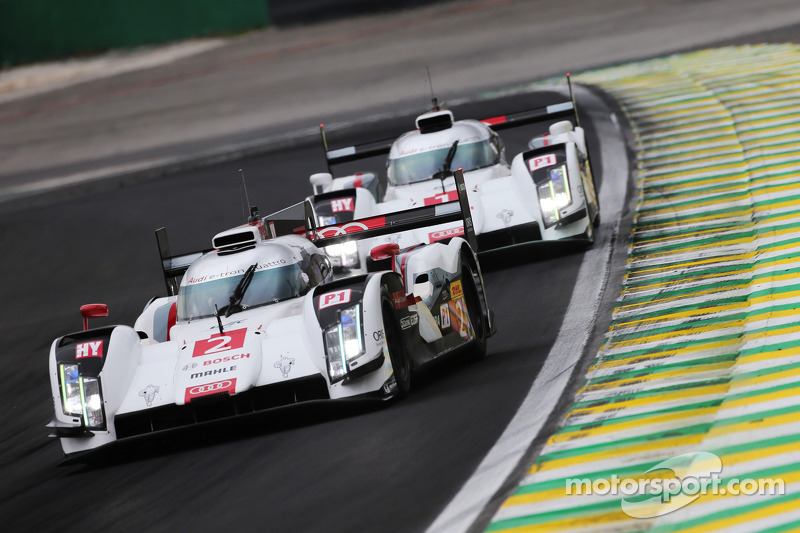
xmin=426 ymin=66 xmax=439 ymax=111
xmin=566 ymin=73 xmax=581 ymax=128
xmin=239 ymin=168 xmax=252 ymax=222
xmin=320 ymin=123 xmax=332 ymax=174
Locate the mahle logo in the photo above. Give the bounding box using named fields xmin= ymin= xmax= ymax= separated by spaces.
xmin=566 ymin=451 xmax=785 ymax=519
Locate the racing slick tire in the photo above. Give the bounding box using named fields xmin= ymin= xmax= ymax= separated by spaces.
xmin=461 ymin=260 xmax=488 ymax=362
xmin=381 ymin=287 xmax=412 ymax=396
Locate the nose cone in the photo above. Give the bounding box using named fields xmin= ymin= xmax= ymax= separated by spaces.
xmin=175 ymin=326 xmax=262 ymax=405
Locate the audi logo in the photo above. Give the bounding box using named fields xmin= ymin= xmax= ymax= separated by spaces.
xmin=317 ymin=221 xmax=369 ymax=238
xmin=189 ymin=381 xmax=233 ymax=395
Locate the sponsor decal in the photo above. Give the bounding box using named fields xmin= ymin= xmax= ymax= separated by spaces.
xmin=439 ymin=304 xmax=451 ymax=329
xmin=203 ymin=353 xmax=251 ymax=366
xmin=373 ymin=330 xmax=385 ymax=342
xmin=391 ymin=290 xmax=417 ymax=310
xmin=139 ymin=384 xmax=160 ymax=407
xmin=423 ymin=190 xmax=460 ymax=206
xmin=429 ymin=226 xmax=464 ymax=242
xmin=400 ymin=314 xmax=419 ymax=330
xmin=186 ymin=261 xmax=287 ymax=285
xmin=454 ymin=297 xmax=470 ymax=339
xmin=319 ymin=289 xmax=352 ymax=309
xmin=316 ymin=216 xmax=386 ymax=239
xmin=185 ymin=378 xmax=237 ymax=403
xmin=192 ymin=328 xmax=247 ymax=357
xmin=75 ymin=340 xmax=103 ymax=359
xmin=330 ymin=198 xmax=355 ymax=213
xmin=273 ymin=355 xmax=295 ymax=378
xmin=450 ymin=280 xmax=464 ymax=299
xmin=528 ymin=153 xmax=557 ymax=172
xmin=497 ymin=208 xmax=514 ymax=227
xmin=182 ymin=363 xmax=198 ymax=371
xmin=190 ymin=365 xmax=237 ymax=379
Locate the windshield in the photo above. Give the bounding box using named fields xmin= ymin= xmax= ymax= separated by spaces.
xmin=177 ymin=264 xmax=309 ymax=320
xmin=388 ymin=139 xmax=497 ymax=186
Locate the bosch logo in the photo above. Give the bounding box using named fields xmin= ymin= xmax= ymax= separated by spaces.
xmin=189 ymin=380 xmax=232 ymax=395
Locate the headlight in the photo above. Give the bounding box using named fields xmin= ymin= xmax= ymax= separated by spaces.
xmin=325 ymin=240 xmax=359 ymax=268
xmin=59 ymin=363 xmax=105 ymax=429
xmin=59 ymin=364 xmax=82 ymax=416
xmin=538 ymin=164 xmax=573 ymax=228
xmin=323 ymin=303 xmax=365 ymax=382
xmin=81 ymin=377 xmax=105 ymax=428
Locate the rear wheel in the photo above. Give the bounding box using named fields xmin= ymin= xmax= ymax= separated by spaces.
xmin=461 ymin=261 xmax=487 ymax=361
xmin=381 ymin=289 xmax=411 ymax=396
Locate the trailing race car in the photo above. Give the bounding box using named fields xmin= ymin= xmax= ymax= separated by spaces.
xmin=309 ymin=79 xmax=599 ymax=267
xmin=46 ymin=170 xmax=494 ymax=459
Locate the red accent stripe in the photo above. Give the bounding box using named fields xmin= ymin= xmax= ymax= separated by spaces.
xmin=481 ymin=115 xmax=507 ymax=125
xmin=167 ymin=302 xmax=177 ymax=341
xmin=399 ymin=244 xmax=422 ymax=286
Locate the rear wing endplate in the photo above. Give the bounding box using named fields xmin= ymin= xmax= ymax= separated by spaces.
xmin=155 ymin=228 xmax=211 ymax=296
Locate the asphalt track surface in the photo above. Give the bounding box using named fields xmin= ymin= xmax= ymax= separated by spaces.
xmin=0 ymin=90 xmax=622 ymax=533
xmin=5 ymin=4 xmax=800 ymax=533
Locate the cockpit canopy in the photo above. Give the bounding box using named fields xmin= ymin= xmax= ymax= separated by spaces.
xmin=176 ymin=240 xmax=328 ymax=321
xmin=387 ymin=119 xmax=505 ymax=186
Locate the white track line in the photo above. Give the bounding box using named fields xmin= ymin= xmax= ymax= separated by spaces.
xmin=426 ymin=86 xmax=631 ymax=533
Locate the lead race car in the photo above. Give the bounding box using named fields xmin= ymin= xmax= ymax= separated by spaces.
xmin=309 ymin=77 xmax=599 ymax=270
xmin=47 ymin=170 xmax=494 ymax=458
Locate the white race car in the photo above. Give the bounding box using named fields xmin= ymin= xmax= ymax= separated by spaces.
xmin=310 ymin=87 xmax=599 ymax=266
xmin=47 ymin=175 xmax=493 ymax=459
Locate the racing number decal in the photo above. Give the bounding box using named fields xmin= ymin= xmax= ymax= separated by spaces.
xmin=319 ymin=289 xmax=352 ymax=310
xmin=423 ymin=190 xmax=459 ymax=206
xmin=454 ymin=299 xmax=469 ymax=339
xmin=205 ymin=336 xmax=233 ymax=354
xmin=192 ymin=328 xmax=247 ymax=357
xmin=528 ymin=153 xmax=557 ymax=172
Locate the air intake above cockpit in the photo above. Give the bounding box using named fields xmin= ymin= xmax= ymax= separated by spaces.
xmin=212 ymin=224 xmax=264 ymax=254
xmin=416 ymin=110 xmax=454 ymax=134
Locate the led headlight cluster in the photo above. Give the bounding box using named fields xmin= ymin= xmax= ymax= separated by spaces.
xmin=323 ymin=303 xmax=365 ymax=382
xmin=59 ymin=363 xmax=105 ymax=429
xmin=325 ymin=240 xmax=359 ymax=268
xmin=538 ymin=164 xmax=573 ymax=228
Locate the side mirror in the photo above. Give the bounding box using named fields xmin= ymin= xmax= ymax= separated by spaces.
xmin=370 ymin=243 xmax=400 ymax=261
xmin=80 ymin=304 xmax=109 ymax=331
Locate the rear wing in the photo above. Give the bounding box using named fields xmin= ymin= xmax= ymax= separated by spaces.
xmin=155 ymin=228 xmax=211 ymax=296
xmin=155 ymin=167 xmax=478 ymax=296
xmin=320 ymin=74 xmax=581 ymax=172
xmin=265 ymin=167 xmax=478 ymax=251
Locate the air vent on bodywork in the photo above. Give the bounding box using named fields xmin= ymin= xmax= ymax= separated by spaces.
xmin=416 ymin=110 xmax=454 ymax=134
xmin=212 ymin=225 xmax=263 ymax=253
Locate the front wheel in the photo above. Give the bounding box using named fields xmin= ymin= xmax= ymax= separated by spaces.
xmin=461 ymin=261 xmax=488 ymax=361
